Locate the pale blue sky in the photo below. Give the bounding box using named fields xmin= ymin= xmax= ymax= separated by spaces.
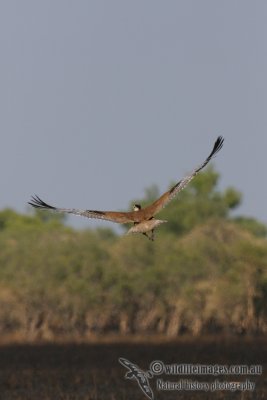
xmin=0 ymin=1 xmax=266 ymax=229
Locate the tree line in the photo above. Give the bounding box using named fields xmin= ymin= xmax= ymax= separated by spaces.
xmin=0 ymin=167 xmax=266 ymax=340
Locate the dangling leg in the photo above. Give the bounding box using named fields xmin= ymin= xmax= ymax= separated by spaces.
xmin=143 ymin=230 xmax=154 ymax=241
xmin=142 ymin=232 xmax=150 ymax=240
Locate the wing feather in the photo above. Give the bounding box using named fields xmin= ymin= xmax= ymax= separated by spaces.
xmin=28 ymin=137 xmax=224 ymax=225
xmin=28 ymin=195 xmax=136 ymax=224
xmin=142 ymin=136 xmax=224 ymax=217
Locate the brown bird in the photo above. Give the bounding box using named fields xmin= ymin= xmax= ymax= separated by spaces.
xmin=29 ymin=136 xmax=224 ymax=240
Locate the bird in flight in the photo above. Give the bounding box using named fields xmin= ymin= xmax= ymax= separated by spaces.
xmin=29 ymin=136 xmax=224 ymax=241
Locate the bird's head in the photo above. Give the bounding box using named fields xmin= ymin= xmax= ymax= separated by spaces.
xmin=133 ymin=204 xmax=141 ymax=212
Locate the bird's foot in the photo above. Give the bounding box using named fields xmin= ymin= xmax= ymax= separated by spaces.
xmin=142 ymin=231 xmax=154 ymax=241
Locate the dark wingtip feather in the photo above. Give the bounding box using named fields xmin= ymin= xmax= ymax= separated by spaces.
xmin=213 ymin=135 xmax=224 ymax=154
xmin=28 ymin=195 xmax=56 ymax=210
xmin=208 ymin=136 xmax=224 ymax=160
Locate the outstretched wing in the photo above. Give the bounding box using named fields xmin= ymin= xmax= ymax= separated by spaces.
xmin=29 ymin=137 xmax=224 ymax=224
xmin=28 ymin=195 xmax=137 ymax=224
xmin=143 ymin=136 xmax=224 ymax=217
xmin=119 ymin=358 xmax=136 ymax=370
